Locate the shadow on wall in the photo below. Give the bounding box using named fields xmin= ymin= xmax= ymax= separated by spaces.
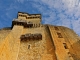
xmin=69 ymin=40 xmax=80 ymax=60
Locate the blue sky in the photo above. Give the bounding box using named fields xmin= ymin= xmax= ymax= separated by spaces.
xmin=0 ymin=0 xmax=80 ymax=35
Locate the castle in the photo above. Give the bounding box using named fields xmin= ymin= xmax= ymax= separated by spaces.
xmin=0 ymin=12 xmax=80 ymax=60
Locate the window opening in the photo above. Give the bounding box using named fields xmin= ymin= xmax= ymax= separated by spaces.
xmin=54 ymin=26 xmax=59 ymax=30
xmin=28 ymin=45 xmax=30 ymax=49
xmin=57 ymin=32 xmax=63 ymax=38
xmin=63 ymin=43 xmax=68 ymax=49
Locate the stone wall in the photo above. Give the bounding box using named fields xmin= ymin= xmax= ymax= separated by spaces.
xmin=59 ymin=26 xmax=80 ymax=60
xmin=0 ymin=26 xmax=23 ymax=60
xmin=0 ymin=24 xmax=80 ymax=60
xmin=48 ymin=25 xmax=74 ymax=60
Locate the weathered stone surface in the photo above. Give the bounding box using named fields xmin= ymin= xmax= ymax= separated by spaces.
xmin=0 ymin=12 xmax=80 ymax=60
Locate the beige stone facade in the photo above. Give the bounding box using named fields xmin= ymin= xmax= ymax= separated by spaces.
xmin=0 ymin=12 xmax=80 ymax=60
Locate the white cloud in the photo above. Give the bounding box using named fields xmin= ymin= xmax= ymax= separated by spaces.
xmin=72 ymin=18 xmax=80 ymax=35
xmin=33 ymin=0 xmax=80 ymax=35
xmin=16 ymin=0 xmax=25 ymax=3
xmin=0 ymin=0 xmax=80 ymax=35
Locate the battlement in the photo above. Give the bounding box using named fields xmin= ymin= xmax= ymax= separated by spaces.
xmin=0 ymin=12 xmax=80 ymax=60
xmin=12 ymin=12 xmax=41 ymax=28
xmin=18 ymin=12 xmax=41 ymax=19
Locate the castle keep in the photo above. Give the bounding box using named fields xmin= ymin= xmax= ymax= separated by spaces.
xmin=0 ymin=12 xmax=80 ymax=60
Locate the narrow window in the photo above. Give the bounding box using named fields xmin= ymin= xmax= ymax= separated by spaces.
xmin=63 ymin=43 xmax=68 ymax=49
xmin=39 ymin=24 xmax=40 ymax=27
xmin=33 ymin=17 xmax=34 ymax=18
xmin=21 ymin=15 xmax=22 ymax=16
xmin=26 ymin=17 xmax=27 ymax=19
xmin=54 ymin=26 xmax=59 ymax=30
xmin=28 ymin=45 xmax=30 ymax=49
xmin=57 ymin=32 xmax=63 ymax=38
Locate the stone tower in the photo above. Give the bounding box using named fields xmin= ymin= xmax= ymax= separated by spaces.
xmin=0 ymin=12 xmax=80 ymax=60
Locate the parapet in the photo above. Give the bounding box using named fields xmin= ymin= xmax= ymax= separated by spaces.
xmin=18 ymin=12 xmax=41 ymax=20
xmin=12 ymin=12 xmax=42 ymax=28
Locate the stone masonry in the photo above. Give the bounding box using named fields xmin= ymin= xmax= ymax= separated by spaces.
xmin=0 ymin=12 xmax=80 ymax=60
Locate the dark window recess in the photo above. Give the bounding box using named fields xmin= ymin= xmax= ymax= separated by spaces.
xmin=63 ymin=43 xmax=68 ymax=49
xmin=68 ymin=52 xmax=72 ymax=57
xmin=12 ymin=20 xmax=33 ymax=28
xmin=57 ymin=32 xmax=63 ymax=38
xmin=20 ymin=33 xmax=42 ymax=41
xmin=28 ymin=45 xmax=30 ymax=49
xmin=54 ymin=26 xmax=59 ymax=30
xmin=39 ymin=24 xmax=40 ymax=27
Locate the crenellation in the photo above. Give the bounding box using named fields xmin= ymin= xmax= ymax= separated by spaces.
xmin=0 ymin=12 xmax=80 ymax=60
xmin=18 ymin=12 xmax=41 ymax=20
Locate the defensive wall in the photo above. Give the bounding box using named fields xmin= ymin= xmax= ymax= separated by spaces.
xmin=0 ymin=25 xmax=80 ymax=60
xmin=48 ymin=25 xmax=80 ymax=60
xmin=0 ymin=11 xmax=80 ymax=60
xmin=0 ymin=26 xmax=23 ymax=60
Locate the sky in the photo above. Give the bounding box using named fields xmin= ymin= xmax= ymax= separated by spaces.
xmin=0 ymin=0 xmax=80 ymax=35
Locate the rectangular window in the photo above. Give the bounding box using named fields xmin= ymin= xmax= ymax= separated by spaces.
xmin=63 ymin=43 xmax=68 ymax=49
xmin=54 ymin=26 xmax=59 ymax=30
xmin=57 ymin=32 xmax=63 ymax=38
xmin=28 ymin=45 xmax=30 ymax=49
